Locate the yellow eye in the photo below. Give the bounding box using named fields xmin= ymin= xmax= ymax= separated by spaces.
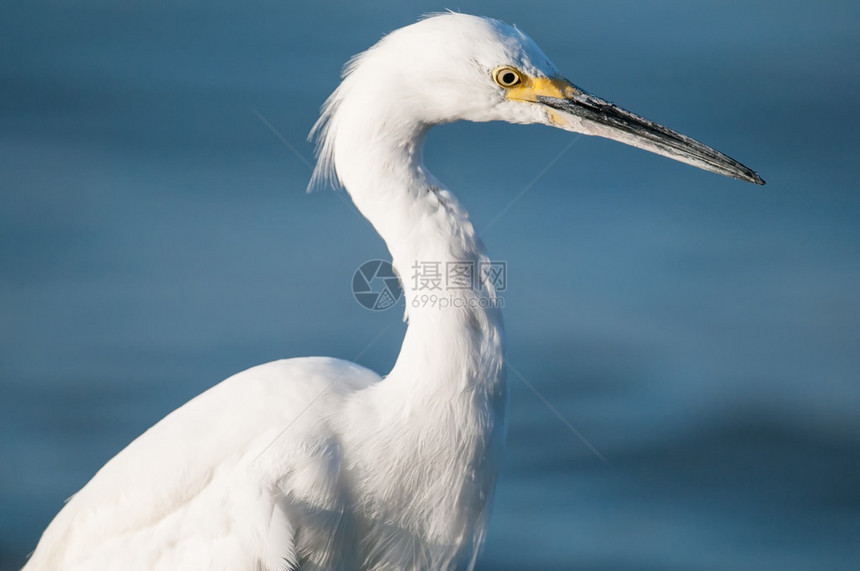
xmin=493 ymin=67 xmax=522 ymax=88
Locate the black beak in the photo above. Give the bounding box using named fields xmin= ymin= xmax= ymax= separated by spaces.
xmin=538 ymin=89 xmax=765 ymax=185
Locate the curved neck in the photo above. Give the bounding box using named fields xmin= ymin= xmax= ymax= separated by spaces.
xmin=331 ymin=106 xmax=505 ymax=401
xmin=326 ymin=79 xmax=508 ymax=569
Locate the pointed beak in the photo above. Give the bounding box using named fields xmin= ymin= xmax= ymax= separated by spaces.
xmin=508 ymin=77 xmax=764 ymax=185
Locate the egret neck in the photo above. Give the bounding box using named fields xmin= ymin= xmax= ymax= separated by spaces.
xmin=324 ymin=83 xmax=506 ymax=565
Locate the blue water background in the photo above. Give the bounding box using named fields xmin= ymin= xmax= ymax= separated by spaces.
xmin=2 ymin=1 xmax=859 ymax=568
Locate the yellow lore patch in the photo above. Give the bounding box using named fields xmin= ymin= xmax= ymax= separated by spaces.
xmin=504 ymin=76 xmax=579 ymax=102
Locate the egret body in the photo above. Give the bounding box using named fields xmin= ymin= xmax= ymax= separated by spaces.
xmin=25 ymin=13 xmax=762 ymax=571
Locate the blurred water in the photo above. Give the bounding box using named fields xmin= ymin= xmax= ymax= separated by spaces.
xmin=2 ymin=1 xmax=859 ymax=569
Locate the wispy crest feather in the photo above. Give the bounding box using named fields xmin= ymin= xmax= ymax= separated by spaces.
xmin=307 ymin=50 xmax=371 ymax=192
xmin=309 ymin=12 xmax=469 ymax=193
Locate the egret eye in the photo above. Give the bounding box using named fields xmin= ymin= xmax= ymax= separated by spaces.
xmin=494 ymin=67 xmax=522 ymax=88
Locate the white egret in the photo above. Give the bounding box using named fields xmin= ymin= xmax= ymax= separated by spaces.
xmin=24 ymin=13 xmax=763 ymax=571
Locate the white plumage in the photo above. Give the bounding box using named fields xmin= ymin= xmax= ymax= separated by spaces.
xmin=25 ymin=13 xmax=762 ymax=571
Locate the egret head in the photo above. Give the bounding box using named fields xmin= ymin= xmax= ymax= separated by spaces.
xmin=311 ymin=13 xmax=763 ymax=188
